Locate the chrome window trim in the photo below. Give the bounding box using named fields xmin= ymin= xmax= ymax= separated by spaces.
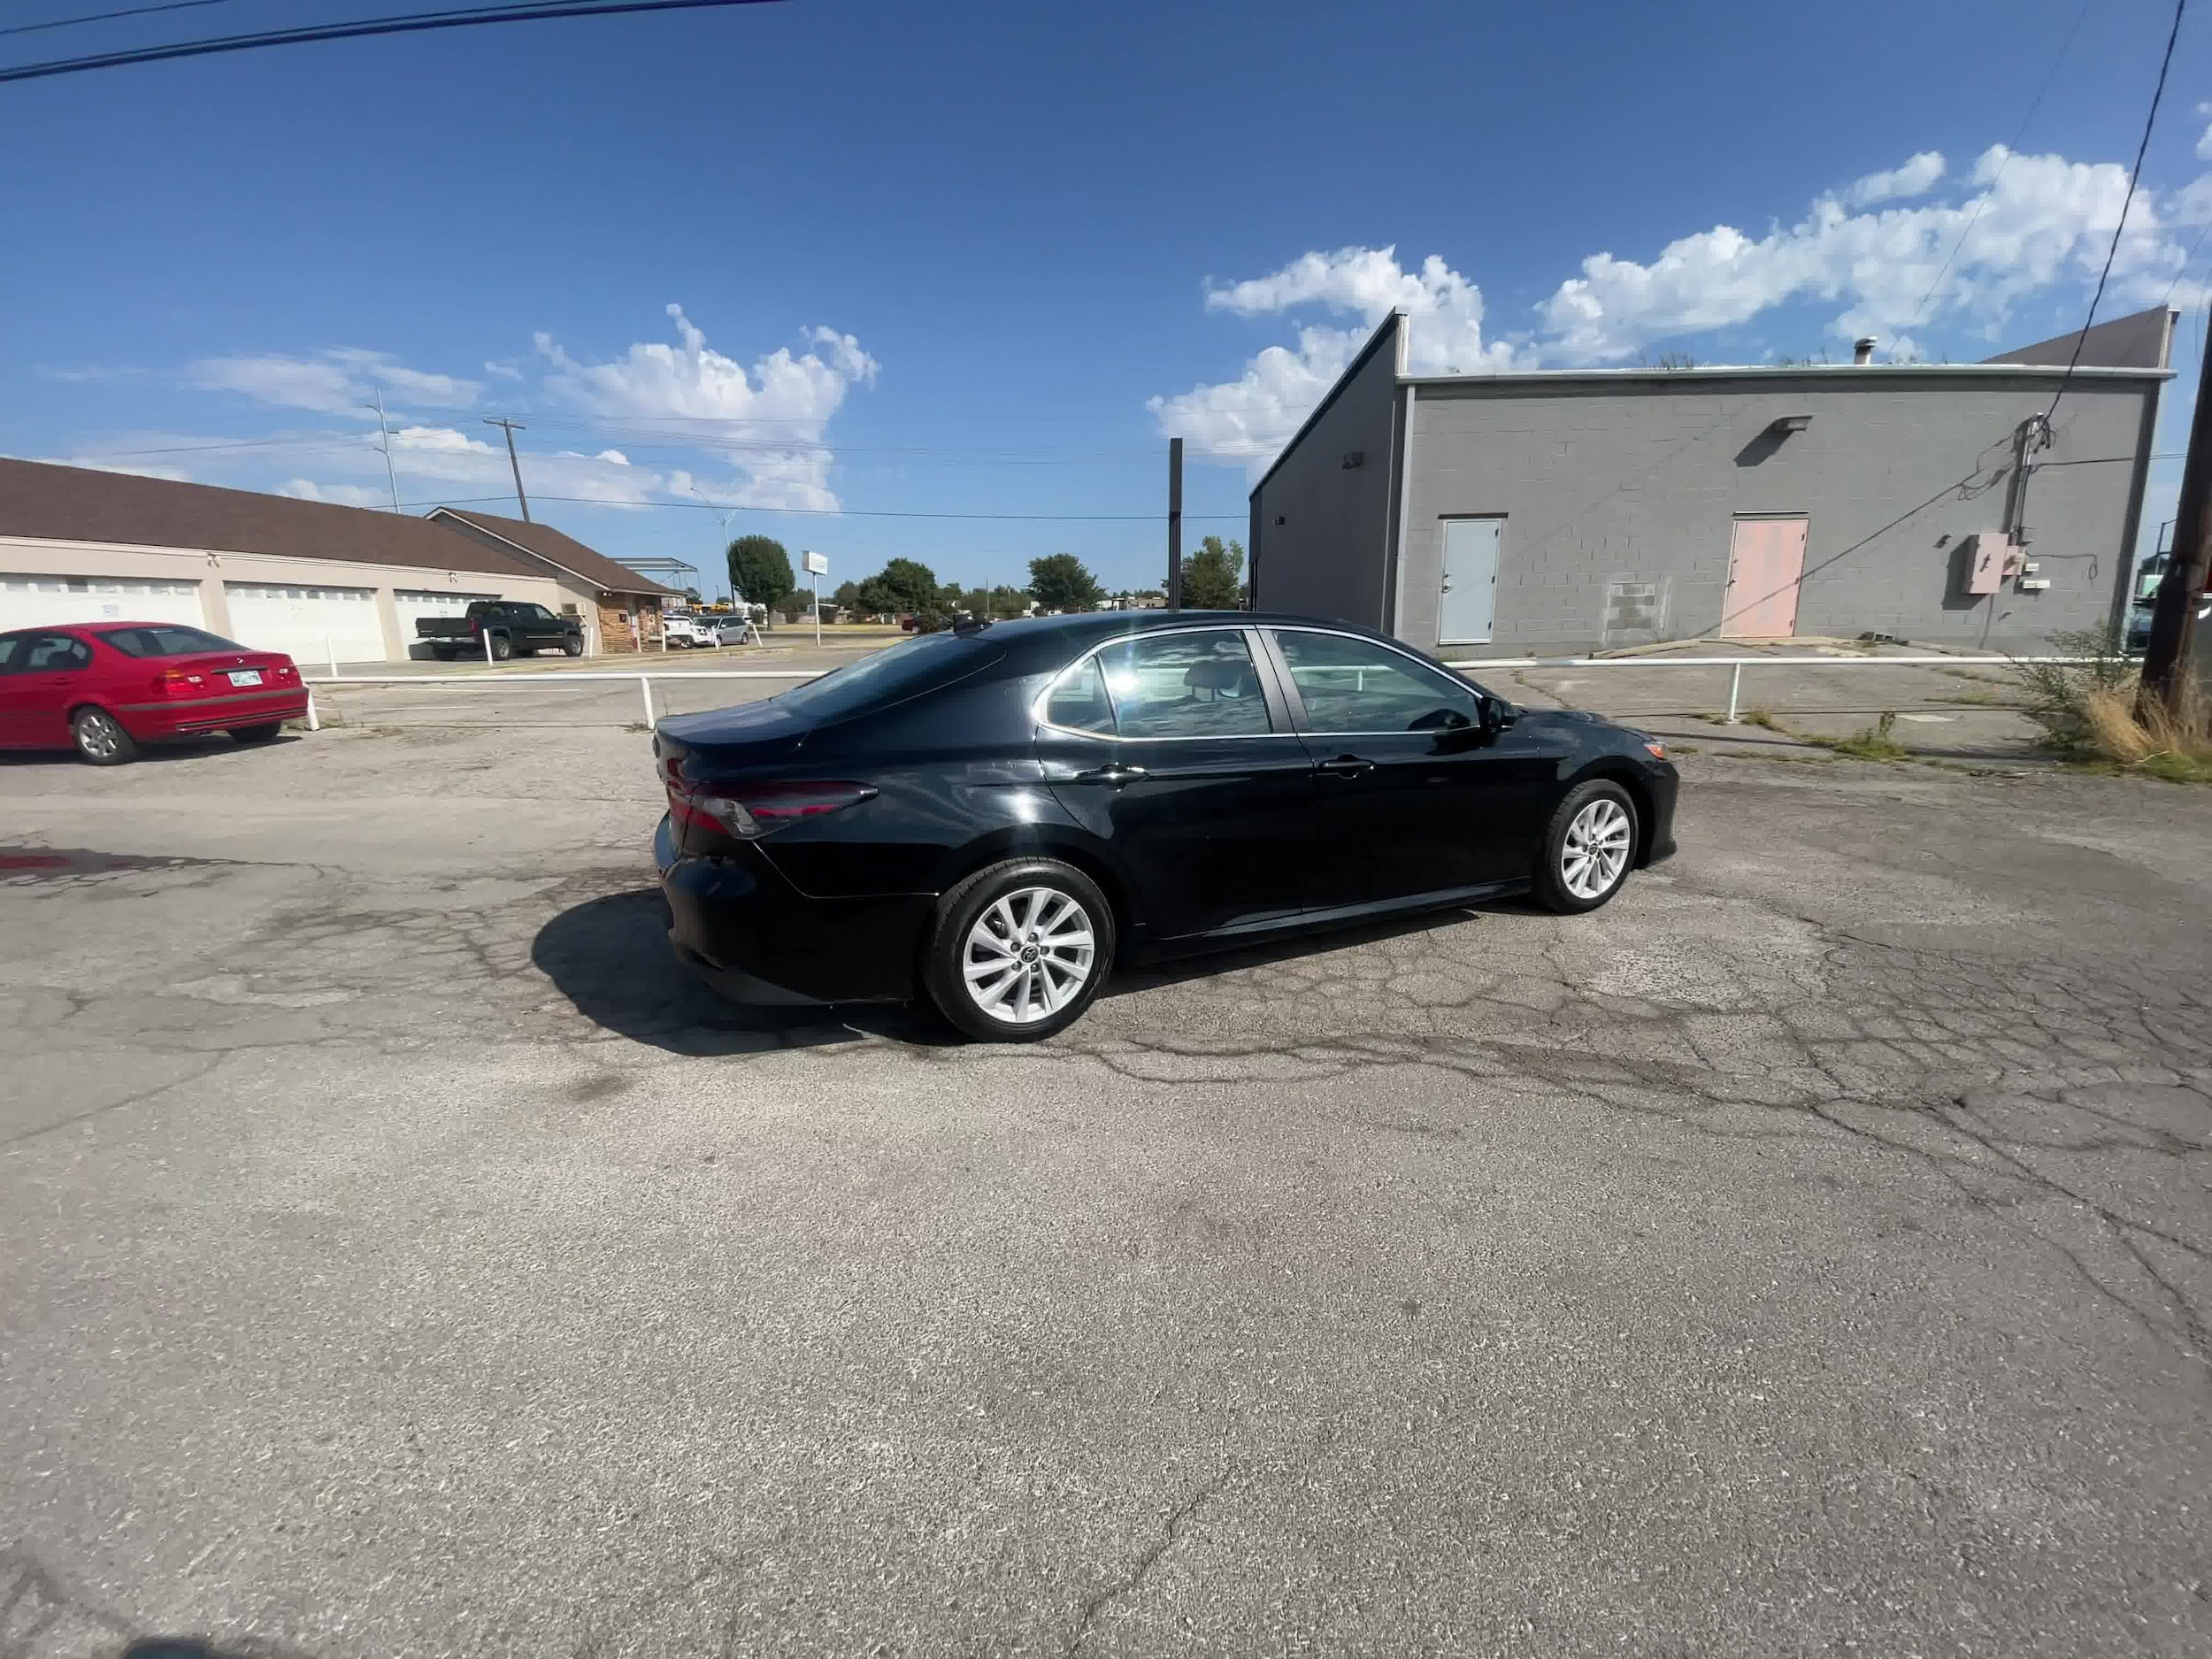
xmin=1031 ymin=623 xmax=1295 ymax=743
xmin=1264 ymin=623 xmax=1490 ymax=739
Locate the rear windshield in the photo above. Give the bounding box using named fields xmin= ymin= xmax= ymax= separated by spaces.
xmin=774 ymin=630 xmax=1002 ymax=722
xmin=97 ymin=626 xmax=250 ymax=657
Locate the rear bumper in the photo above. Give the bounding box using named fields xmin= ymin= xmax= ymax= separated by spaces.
xmin=116 ymin=690 xmax=311 ymax=737
xmin=655 ymin=814 xmax=931 ymax=1005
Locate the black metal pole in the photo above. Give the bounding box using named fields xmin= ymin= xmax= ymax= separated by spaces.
xmin=2142 ymin=356 xmax=2212 ymax=709
xmin=1167 ymin=437 xmax=1183 ymax=610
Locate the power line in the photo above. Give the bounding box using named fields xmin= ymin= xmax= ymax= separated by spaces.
xmin=1909 ymin=0 xmax=2094 ymax=330
xmin=0 ymin=0 xmax=234 ymax=40
xmin=2047 ymin=0 xmax=2187 ymax=423
xmin=0 ymin=0 xmax=780 ymax=84
xmin=403 ymin=495 xmax=1246 ymax=521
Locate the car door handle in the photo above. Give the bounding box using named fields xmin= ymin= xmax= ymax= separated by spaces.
xmin=1316 ymin=755 xmax=1373 ymax=779
xmin=1070 ymin=763 xmax=1148 ymax=786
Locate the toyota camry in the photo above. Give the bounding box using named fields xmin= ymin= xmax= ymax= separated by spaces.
xmin=654 ymin=611 xmax=1678 ymax=1041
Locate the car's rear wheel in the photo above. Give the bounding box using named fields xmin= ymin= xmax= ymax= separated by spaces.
xmin=71 ymin=707 xmax=137 ymax=766
xmin=1532 ymin=780 xmax=1637 ymax=913
xmin=231 ymin=722 xmax=282 ymax=745
xmin=923 ymin=858 xmax=1115 ymax=1041
xmin=489 ymin=634 xmax=513 ymax=661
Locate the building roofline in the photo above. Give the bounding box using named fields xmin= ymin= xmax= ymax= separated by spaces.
xmin=1402 ymin=362 xmax=2172 ymax=390
xmin=1248 ymin=312 xmax=1406 ymax=499
xmin=425 ymin=506 xmax=673 ymax=595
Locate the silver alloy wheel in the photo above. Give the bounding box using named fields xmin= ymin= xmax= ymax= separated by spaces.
xmin=74 ymin=711 xmax=122 ymax=760
xmin=961 ymin=885 xmax=1096 ymax=1025
xmin=1560 ymin=797 xmax=1632 ymax=900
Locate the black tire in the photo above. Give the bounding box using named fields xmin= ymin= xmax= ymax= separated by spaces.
xmin=922 ymin=858 xmax=1116 ymax=1041
xmin=488 ymin=633 xmax=513 ymax=662
xmin=563 ymin=637 xmax=584 ymax=657
xmin=231 ymin=722 xmax=283 ymax=745
xmin=1532 ymin=779 xmax=1639 ymax=914
xmin=71 ymin=707 xmax=138 ymax=766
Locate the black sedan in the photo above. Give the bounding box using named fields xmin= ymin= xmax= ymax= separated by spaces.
xmin=653 ymin=611 xmax=1678 ymax=1041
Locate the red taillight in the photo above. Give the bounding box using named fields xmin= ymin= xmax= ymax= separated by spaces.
xmin=152 ymin=669 xmax=207 ymax=697
xmin=667 ymin=779 xmax=877 ymax=840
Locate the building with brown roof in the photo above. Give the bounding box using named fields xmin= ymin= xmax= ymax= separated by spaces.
xmin=426 ymin=508 xmax=679 ymax=654
xmin=0 ymin=457 xmax=676 ymax=663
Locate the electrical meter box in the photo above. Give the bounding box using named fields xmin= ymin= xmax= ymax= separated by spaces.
xmin=1960 ymin=532 xmax=2019 ymax=596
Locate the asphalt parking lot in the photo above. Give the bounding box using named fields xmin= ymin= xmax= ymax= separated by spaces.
xmin=2 ymin=662 xmax=2208 ymax=1657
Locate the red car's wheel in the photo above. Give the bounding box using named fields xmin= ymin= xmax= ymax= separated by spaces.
xmin=71 ymin=707 xmax=138 ymax=766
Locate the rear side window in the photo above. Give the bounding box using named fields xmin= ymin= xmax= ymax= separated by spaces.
xmin=22 ymin=634 xmax=93 ymax=672
xmin=775 ymin=629 xmax=1003 ymax=722
xmin=98 ymin=626 xmax=247 ymax=658
xmin=1094 ymin=629 xmax=1271 ymax=739
xmin=0 ymin=634 xmax=23 ymax=672
xmin=1042 ymin=657 xmax=1116 ymax=733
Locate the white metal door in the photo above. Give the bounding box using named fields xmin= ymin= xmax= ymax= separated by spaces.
xmin=393 ymin=588 xmax=501 ymax=646
xmin=0 ymin=574 xmax=206 ymax=631
xmin=224 ymin=582 xmax=388 ymax=664
xmin=1438 ymin=517 xmax=1502 ymax=644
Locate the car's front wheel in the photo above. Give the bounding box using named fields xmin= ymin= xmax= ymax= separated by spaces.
xmin=1532 ymin=780 xmax=1638 ymax=913
xmin=563 ymin=637 xmax=584 ymax=657
xmin=923 ymin=858 xmax=1115 ymax=1041
xmin=72 ymin=707 xmax=138 ymax=766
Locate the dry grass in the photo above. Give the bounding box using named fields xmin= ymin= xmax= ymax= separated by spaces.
xmin=1806 ymin=710 xmax=1911 ymax=763
xmin=2078 ymin=682 xmax=2212 ymax=783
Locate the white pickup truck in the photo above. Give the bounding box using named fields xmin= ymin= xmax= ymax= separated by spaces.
xmin=661 ymin=613 xmax=716 ymax=649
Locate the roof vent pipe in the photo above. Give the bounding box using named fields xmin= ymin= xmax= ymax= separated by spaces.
xmin=1853 ymin=337 xmax=1878 ymax=365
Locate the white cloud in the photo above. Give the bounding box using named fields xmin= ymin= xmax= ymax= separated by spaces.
xmin=1160 ymin=139 xmax=2208 ymax=465
xmin=1540 ymin=145 xmax=2179 ymax=360
xmin=280 ymin=478 xmax=391 ymax=509
xmin=1844 ymin=150 xmax=1945 ymax=208
xmin=190 ymin=349 xmax=481 ymax=415
xmin=534 ymin=304 xmax=876 ymax=511
xmin=2197 ymin=103 xmax=2212 ymax=161
xmin=1152 ymin=246 xmax=1518 ymax=464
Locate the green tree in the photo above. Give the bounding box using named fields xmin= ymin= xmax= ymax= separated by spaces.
xmin=726 ymin=535 xmax=795 ymax=616
xmin=832 ymin=580 xmax=862 ymax=611
xmin=1027 ymin=552 xmax=1102 ymax=612
xmin=987 ymin=584 xmax=1030 ymax=618
xmin=1180 ymin=535 xmax=1246 ymax=610
xmin=854 ymin=557 xmax=942 ymax=616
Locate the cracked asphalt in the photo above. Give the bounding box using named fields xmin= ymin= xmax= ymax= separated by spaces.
xmin=0 ymin=704 xmax=2208 ymax=1658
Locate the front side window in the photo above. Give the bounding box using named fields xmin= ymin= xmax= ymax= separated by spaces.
xmin=98 ymin=626 xmax=246 ymax=658
xmin=1271 ymin=630 xmax=1482 ymax=733
xmin=523 ymin=603 xmax=557 ymax=621
xmin=1094 ymin=629 xmax=1271 ymax=739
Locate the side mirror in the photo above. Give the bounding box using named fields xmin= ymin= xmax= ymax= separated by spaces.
xmin=1479 ymin=695 xmax=1517 ymax=733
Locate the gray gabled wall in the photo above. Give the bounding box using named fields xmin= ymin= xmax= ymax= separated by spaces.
xmin=1248 ymin=316 xmax=1404 ymax=630
xmin=1393 ymin=369 xmax=2161 ymax=656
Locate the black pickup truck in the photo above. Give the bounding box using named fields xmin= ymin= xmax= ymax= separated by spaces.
xmin=417 ymin=600 xmax=585 ymax=661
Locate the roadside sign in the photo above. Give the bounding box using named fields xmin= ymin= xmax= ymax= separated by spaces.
xmin=804 ymin=550 xmax=829 ymax=576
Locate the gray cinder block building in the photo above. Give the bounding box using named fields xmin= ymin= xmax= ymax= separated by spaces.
xmin=1247 ymin=307 xmax=2172 ymax=655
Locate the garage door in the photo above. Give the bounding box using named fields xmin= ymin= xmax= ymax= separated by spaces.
xmin=224 ymin=582 xmax=388 ymax=665
xmin=0 ymin=574 xmax=206 ymax=632
xmin=393 ymin=588 xmax=502 ymax=646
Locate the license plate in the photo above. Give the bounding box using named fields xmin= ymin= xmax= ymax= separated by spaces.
xmin=227 ymin=669 xmax=264 ymax=687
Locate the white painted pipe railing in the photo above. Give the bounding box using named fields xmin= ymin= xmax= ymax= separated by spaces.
xmin=1441 ymin=653 xmax=2091 ymax=724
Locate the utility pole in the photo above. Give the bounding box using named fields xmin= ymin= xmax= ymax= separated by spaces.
xmin=1167 ymin=436 xmax=1183 ymax=610
xmin=366 ymin=391 xmax=401 ymax=512
xmin=484 ymin=417 xmax=531 ymax=522
xmin=2141 ymin=354 xmax=2212 ymax=711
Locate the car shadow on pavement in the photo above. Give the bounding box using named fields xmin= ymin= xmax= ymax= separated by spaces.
xmin=1098 ymin=898 xmax=1536 ymax=1002
xmin=532 ymin=888 xmax=948 ymax=1056
xmin=0 ymin=736 xmax=298 ymax=768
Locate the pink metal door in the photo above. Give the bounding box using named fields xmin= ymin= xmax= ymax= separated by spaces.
xmin=1721 ymin=516 xmax=1808 ymax=638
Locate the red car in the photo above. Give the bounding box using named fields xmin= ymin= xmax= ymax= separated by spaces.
xmin=0 ymin=621 xmax=310 ymax=765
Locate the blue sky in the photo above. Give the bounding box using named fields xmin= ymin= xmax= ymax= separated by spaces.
xmin=4 ymin=0 xmax=2208 ymax=596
